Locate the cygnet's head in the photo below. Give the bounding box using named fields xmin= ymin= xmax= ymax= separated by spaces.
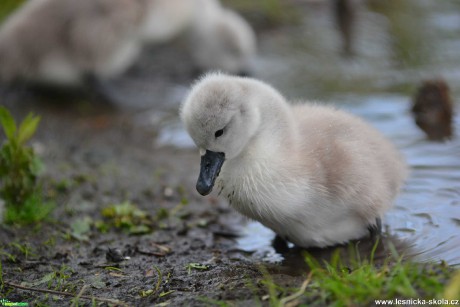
xmin=180 ymin=73 xmax=261 ymax=195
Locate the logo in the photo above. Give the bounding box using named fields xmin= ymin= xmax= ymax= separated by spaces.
xmin=0 ymin=298 xmax=28 ymax=306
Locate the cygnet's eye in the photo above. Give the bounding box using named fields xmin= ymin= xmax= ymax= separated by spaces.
xmin=215 ymin=129 xmax=224 ymax=138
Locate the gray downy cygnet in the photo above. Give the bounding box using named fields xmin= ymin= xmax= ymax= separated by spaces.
xmin=181 ymin=73 xmax=408 ymax=248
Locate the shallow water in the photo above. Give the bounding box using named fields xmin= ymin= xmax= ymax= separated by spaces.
xmin=154 ymin=0 xmax=460 ymax=266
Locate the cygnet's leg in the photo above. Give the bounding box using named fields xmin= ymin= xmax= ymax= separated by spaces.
xmin=236 ymin=70 xmax=252 ymax=77
xmin=367 ymin=217 xmax=382 ymax=240
xmin=0 ymin=82 xmax=12 ymax=100
xmin=83 ymin=73 xmax=121 ymax=106
xmin=0 ymin=81 xmax=28 ymax=103
xmin=272 ymin=234 xmax=290 ymax=254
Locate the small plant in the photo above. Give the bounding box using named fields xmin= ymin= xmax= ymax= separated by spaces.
xmin=185 ymin=263 xmax=209 ymax=275
xmin=0 ymin=106 xmax=53 ymax=224
xmin=139 ymin=265 xmax=163 ymax=298
xmin=28 ymin=264 xmax=75 ymax=291
xmin=100 ymin=201 xmax=152 ymax=234
xmin=68 ymin=216 xmax=93 ymax=241
xmin=9 ymin=241 xmax=36 ymax=260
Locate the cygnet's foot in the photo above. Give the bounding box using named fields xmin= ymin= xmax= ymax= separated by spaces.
xmin=84 ymin=73 xmax=121 ymax=107
xmin=0 ymin=83 xmax=12 ymax=100
xmin=236 ymin=70 xmax=252 ymax=77
xmin=272 ymin=234 xmax=290 ymax=254
xmin=0 ymin=82 xmax=27 ymax=103
xmin=367 ymin=217 xmax=382 ymax=240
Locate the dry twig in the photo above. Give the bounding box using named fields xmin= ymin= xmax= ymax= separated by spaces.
xmin=4 ymin=280 xmax=130 ymax=306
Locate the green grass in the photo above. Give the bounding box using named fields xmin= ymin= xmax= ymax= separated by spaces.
xmin=202 ymin=241 xmax=459 ymax=307
xmin=8 ymin=242 xmax=36 ymax=260
xmin=303 ymin=257 xmax=452 ymax=306
xmin=0 ymin=106 xmax=54 ymax=224
xmin=26 ymin=264 xmax=76 ymax=292
xmin=139 ymin=265 xmax=163 ymax=298
xmin=253 ymin=244 xmax=458 ymax=307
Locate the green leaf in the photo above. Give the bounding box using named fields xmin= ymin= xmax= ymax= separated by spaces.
xmin=90 ymin=276 xmax=106 ymax=289
xmin=186 ymin=263 xmax=209 ymax=275
xmin=28 ymin=271 xmax=55 ymax=287
xmin=128 ymin=224 xmax=151 ymax=235
xmin=18 ymin=113 xmax=40 ymax=145
xmin=140 ymin=289 xmax=154 ymax=297
xmin=70 ymin=216 xmax=92 ymax=241
xmin=0 ymin=106 xmax=16 ymax=141
xmin=159 ymin=290 xmax=175 ymax=297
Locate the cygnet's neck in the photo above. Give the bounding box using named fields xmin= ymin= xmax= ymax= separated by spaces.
xmin=238 ymin=78 xmax=298 ymax=160
xmin=218 ymin=78 xmax=300 ymax=205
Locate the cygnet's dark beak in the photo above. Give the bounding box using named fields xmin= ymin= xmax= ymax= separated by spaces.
xmin=196 ymin=150 xmax=225 ymax=196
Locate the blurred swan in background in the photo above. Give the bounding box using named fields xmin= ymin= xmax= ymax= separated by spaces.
xmin=0 ymin=0 xmax=148 ymax=87
xmin=141 ymin=0 xmax=195 ymax=44
xmin=188 ymin=0 xmax=257 ymax=76
xmin=0 ymin=0 xmax=256 ymax=95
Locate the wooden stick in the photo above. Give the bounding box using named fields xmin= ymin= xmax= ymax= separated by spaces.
xmin=4 ymin=281 xmax=130 ymax=306
xmin=70 ymin=285 xmax=87 ymax=307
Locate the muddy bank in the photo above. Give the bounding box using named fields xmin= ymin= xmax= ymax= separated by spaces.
xmin=0 ymin=98 xmax=263 ymax=306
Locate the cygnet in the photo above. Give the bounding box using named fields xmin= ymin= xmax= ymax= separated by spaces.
xmin=140 ymin=0 xmax=195 ymax=44
xmin=181 ymin=73 xmax=407 ymax=248
xmin=188 ymin=0 xmax=257 ymax=75
xmin=0 ymin=0 xmax=193 ymax=87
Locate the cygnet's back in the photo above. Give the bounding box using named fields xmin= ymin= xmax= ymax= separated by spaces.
xmin=140 ymin=0 xmax=196 ymax=44
xmin=291 ymin=104 xmax=407 ymax=222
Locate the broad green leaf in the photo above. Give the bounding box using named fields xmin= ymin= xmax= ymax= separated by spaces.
xmin=18 ymin=113 xmax=40 ymax=145
xmin=0 ymin=106 xmax=16 ymax=141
